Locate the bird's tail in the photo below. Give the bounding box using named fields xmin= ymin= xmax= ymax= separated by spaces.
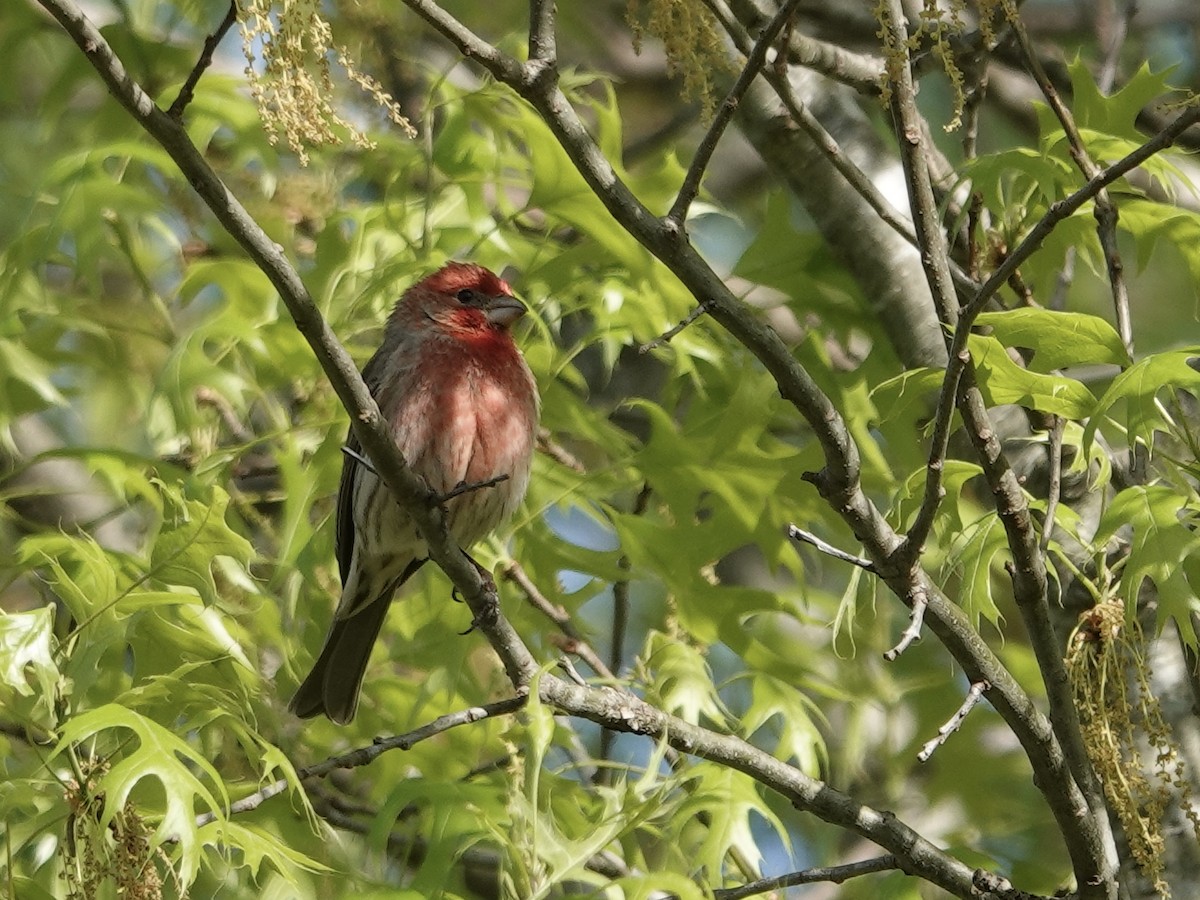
xmin=290 ymin=558 xmax=425 ymax=723
xmin=289 ymin=596 xmax=392 ymax=724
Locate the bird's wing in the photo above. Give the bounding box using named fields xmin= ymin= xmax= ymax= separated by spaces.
xmin=335 ymin=348 xmax=388 ymax=585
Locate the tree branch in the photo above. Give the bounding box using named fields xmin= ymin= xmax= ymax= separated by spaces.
xmin=527 ymin=0 xmax=556 ymax=64
xmin=167 ymin=1 xmax=237 ymax=120
xmin=1005 ymin=0 xmax=1133 ymax=358
xmin=195 ymin=696 xmax=527 ymax=827
xmin=713 ymin=854 xmax=901 ymax=900
xmin=786 ymin=524 xmax=875 ymax=572
xmin=39 ymin=1 xmax=1148 ymax=894
xmin=666 ymin=0 xmax=802 ymax=227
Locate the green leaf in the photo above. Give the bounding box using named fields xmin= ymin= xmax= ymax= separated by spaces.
xmin=967 ymin=333 xmax=1096 ymax=417
xmin=1094 ymin=485 xmax=1200 ymax=638
xmin=151 ymin=482 xmax=254 ymax=603
xmin=964 ymin=147 xmax=1074 ymax=214
xmin=870 ymin=367 xmax=942 ymax=425
xmin=740 ymin=673 xmax=827 ymax=775
xmin=676 ymin=763 xmax=787 ymax=877
xmin=1116 ymin=199 xmax=1200 ymax=306
xmin=642 ymin=631 xmax=726 ymax=726
xmin=975 ymin=309 xmax=1129 ymax=370
xmin=0 ymin=337 xmax=67 ymax=418
xmin=53 ymin=704 xmax=229 ymax=885
xmin=0 ymin=607 xmax=60 ymax=728
xmin=1065 ymin=59 xmax=1177 ymax=141
xmin=943 ymin=511 xmax=1007 ymax=627
xmin=197 ymin=820 xmax=330 ymax=882
xmin=1084 ymin=349 xmax=1200 ymax=453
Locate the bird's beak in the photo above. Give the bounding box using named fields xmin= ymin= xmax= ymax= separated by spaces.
xmin=485 ymin=294 xmax=527 ymax=327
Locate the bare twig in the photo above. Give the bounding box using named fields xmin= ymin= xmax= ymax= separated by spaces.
xmin=882 ymin=0 xmax=976 ymax=568
xmin=611 ymin=484 xmax=650 ymax=680
xmin=713 ymin=854 xmax=901 ymax=900
xmin=195 ymin=697 xmax=527 ymax=827
xmin=501 ymin=559 xmax=615 ymax=680
xmin=438 ymin=474 xmax=510 ymax=503
xmin=1040 ymin=417 xmax=1065 ymax=557
xmin=557 ymin=656 xmax=588 ymax=687
xmin=639 ymin=302 xmax=710 ymax=352
xmin=666 ymin=0 xmax=803 ymax=227
xmin=701 ymin=0 xmax=885 ymax=96
xmin=195 ymin=385 xmax=254 ymax=443
xmin=601 ymin=483 xmax=652 ymax=769
xmin=786 ymin=524 xmax=875 ymax=572
xmin=918 ymin=681 xmax=990 ymax=762
xmin=166 ymin=1 xmax=237 ymax=120
xmin=884 ymin=586 xmax=927 ymax=660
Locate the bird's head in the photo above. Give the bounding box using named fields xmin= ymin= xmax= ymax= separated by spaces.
xmin=396 ymin=262 xmax=527 ymax=343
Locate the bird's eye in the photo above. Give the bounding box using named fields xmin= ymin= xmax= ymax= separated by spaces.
xmin=455 ymin=289 xmax=476 ymax=304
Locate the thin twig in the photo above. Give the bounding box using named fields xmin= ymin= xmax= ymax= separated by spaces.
xmin=639 ymin=302 xmax=709 ymax=352
xmin=918 ymin=681 xmax=990 ymax=762
xmin=195 ymin=385 xmax=254 ymax=443
xmin=884 ymin=0 xmax=977 ymax=567
xmin=1039 ymin=416 xmax=1065 ymax=557
xmin=786 ymin=524 xmax=875 ymax=572
xmin=611 ymin=485 xmax=650 ymax=676
xmin=700 ymin=0 xmax=884 ymax=97
xmin=166 ymin=1 xmax=237 ymax=120
xmin=713 ymin=855 xmax=901 ymax=900
xmin=501 ymin=559 xmax=615 ymax=680
xmin=194 ymin=696 xmax=526 ymax=827
xmin=884 ymin=586 xmax=927 ymax=661
xmin=666 ymin=0 xmax=803 ymax=227
xmin=557 ymin=656 xmax=588 ymax=687
xmin=438 ymin=473 xmax=510 ymax=503
xmin=601 ymin=483 xmax=652 ymax=770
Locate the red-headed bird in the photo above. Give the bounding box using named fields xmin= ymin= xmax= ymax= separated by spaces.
xmin=290 ymin=262 xmax=540 ymax=723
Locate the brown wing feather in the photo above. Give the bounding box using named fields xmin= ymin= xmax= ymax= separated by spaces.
xmin=335 ymin=347 xmax=388 ymax=583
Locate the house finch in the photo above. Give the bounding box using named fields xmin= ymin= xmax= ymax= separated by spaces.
xmin=290 ymin=262 xmax=540 ymax=724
